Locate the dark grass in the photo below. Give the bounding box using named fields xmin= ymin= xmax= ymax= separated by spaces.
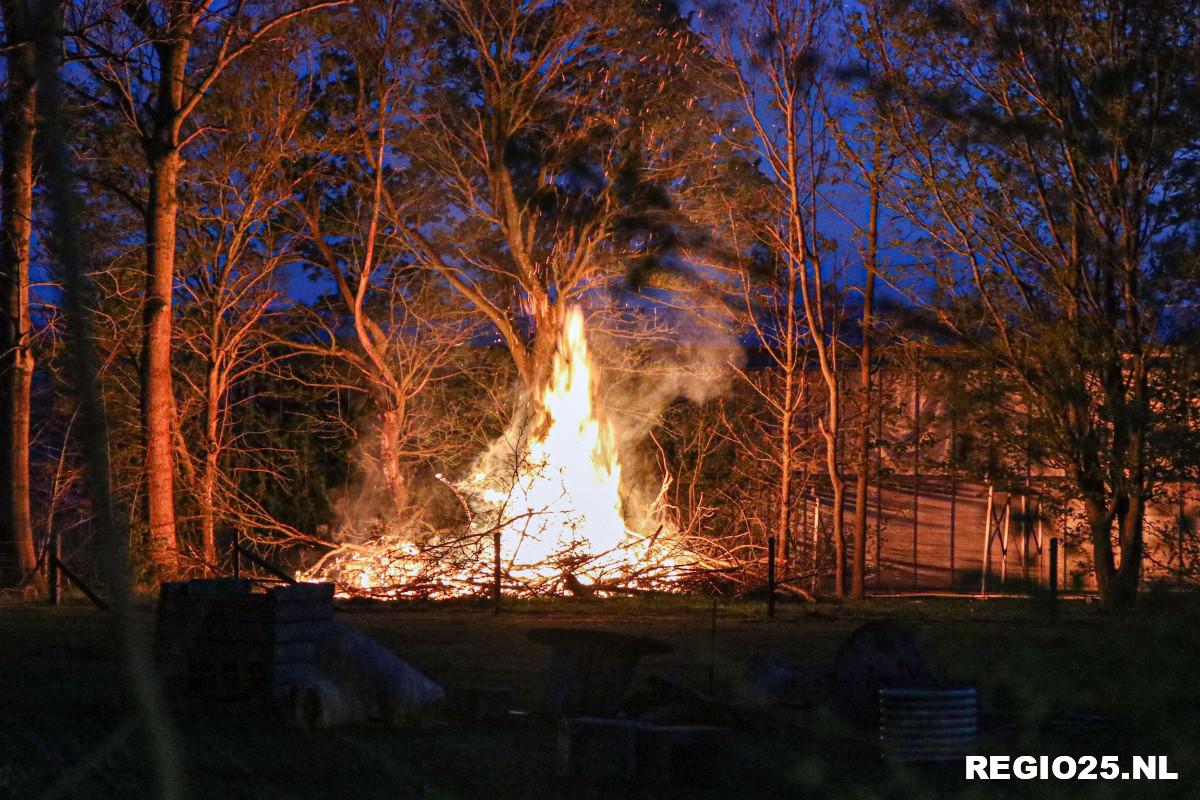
xmin=3 ymin=593 xmax=1199 ymax=799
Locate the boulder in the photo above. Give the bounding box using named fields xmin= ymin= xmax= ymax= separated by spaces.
xmin=832 ymin=620 xmax=940 ymax=725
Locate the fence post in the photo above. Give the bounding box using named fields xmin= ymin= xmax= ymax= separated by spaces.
xmin=48 ymin=530 xmax=61 ymax=606
xmin=811 ymin=496 xmax=821 ymax=593
xmin=1048 ymin=537 xmax=1059 ymax=597
xmin=980 ymin=482 xmax=993 ymax=597
xmin=707 ymin=597 xmax=718 ymax=694
xmin=767 ymin=535 xmax=777 ymax=619
xmin=1048 ymin=537 xmax=1059 ymax=619
xmin=492 ymin=530 xmax=502 ymax=614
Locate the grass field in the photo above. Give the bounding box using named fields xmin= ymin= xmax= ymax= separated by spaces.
xmin=3 ymin=593 xmax=1199 ymax=799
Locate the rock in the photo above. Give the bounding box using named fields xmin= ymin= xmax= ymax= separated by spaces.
xmin=832 ymin=620 xmax=940 ymax=725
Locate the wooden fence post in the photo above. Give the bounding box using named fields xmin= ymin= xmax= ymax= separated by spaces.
xmin=767 ymin=536 xmax=777 ymax=619
xmin=48 ymin=530 xmax=61 ymax=606
xmin=493 ymin=530 xmax=502 ymax=614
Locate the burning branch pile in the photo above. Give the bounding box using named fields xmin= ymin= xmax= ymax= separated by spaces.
xmin=300 ymin=307 xmax=735 ymax=599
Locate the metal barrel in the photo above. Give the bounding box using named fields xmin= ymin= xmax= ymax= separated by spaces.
xmin=879 ymin=687 xmax=977 ymax=762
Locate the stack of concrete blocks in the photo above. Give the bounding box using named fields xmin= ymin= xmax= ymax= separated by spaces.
xmin=155 ymin=578 xmax=334 ymax=700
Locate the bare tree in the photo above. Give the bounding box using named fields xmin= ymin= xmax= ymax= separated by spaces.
xmin=173 ymin=47 xmax=311 ymax=568
xmin=718 ymin=215 xmax=815 ymax=582
xmin=706 ymin=0 xmax=852 ymax=593
xmin=282 ymin=271 xmax=479 ymax=528
xmin=830 ymin=2 xmax=901 ymax=597
xmin=72 ymin=0 xmax=348 ymax=577
xmin=348 ymin=0 xmax=740 ymax=400
xmin=0 ymin=0 xmax=39 ymax=588
xmin=34 ymin=3 xmax=182 ymax=793
xmin=287 ymin=12 xmax=480 ymax=523
xmin=870 ymin=0 xmax=1200 ymax=607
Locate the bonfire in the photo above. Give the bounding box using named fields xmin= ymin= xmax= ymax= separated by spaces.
xmin=300 ymin=306 xmax=712 ymax=599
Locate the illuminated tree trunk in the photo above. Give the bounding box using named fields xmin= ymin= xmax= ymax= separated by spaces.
xmin=137 ymin=21 xmax=196 ymax=578
xmin=141 ymin=140 xmax=182 ymax=576
xmin=527 ymin=298 xmax=565 ymax=401
xmin=797 ymin=214 xmax=847 ymax=594
xmin=707 ymin=0 xmax=843 ymax=593
xmin=777 ymin=378 xmax=794 ymax=571
xmin=378 ymin=407 xmax=409 ymax=517
xmin=1083 ymin=494 xmax=1116 ymax=599
xmin=850 ymin=185 xmax=879 ymax=599
xmin=0 ymin=0 xmax=39 ymax=587
xmin=823 ymin=394 xmax=846 ymax=595
xmin=1111 ymin=355 xmax=1149 ymax=607
xmin=1114 ymin=491 xmax=1146 ymax=606
xmin=199 ymin=360 xmax=220 ymax=569
xmin=1077 ymin=397 xmax=1148 ymax=609
xmin=82 ymin=0 xmax=345 ymax=580
xmin=34 ymin=20 xmax=185 ymax=792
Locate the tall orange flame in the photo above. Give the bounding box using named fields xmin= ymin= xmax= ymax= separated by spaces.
xmin=301 ymin=305 xmax=683 ymax=597
xmin=466 ymin=305 xmax=632 ymax=588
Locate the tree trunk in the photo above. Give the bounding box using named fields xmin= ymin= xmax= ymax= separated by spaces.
xmin=823 ymin=391 xmax=846 ymax=595
xmin=199 ymin=458 xmax=217 ymax=569
xmin=1083 ymin=343 xmax=1149 ymax=610
xmin=850 ymin=173 xmax=881 ymax=600
xmin=850 ymin=377 xmax=871 ymax=597
xmin=34 ymin=23 xmax=185 ymax=794
xmin=831 ymin=473 xmax=846 ymax=594
xmin=378 ymin=407 xmax=408 ymax=517
xmin=1110 ymin=353 xmax=1150 ymax=607
xmin=141 ymin=144 xmax=181 ymax=577
xmin=1113 ymin=488 xmax=1145 ymax=608
xmin=137 ymin=23 xmax=197 ymax=580
xmin=1083 ymin=494 xmax=1117 ymax=602
xmin=0 ymin=3 xmax=39 ymax=588
xmin=200 ymin=360 xmax=220 ymax=570
xmin=527 ymin=296 xmax=565 ymax=401
xmin=777 ymin=375 xmax=793 ymax=572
